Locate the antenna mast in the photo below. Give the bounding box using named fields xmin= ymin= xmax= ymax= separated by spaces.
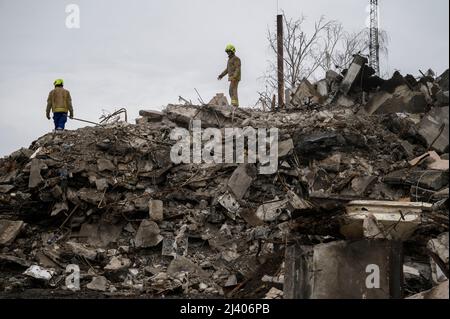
xmin=369 ymin=0 xmax=380 ymax=75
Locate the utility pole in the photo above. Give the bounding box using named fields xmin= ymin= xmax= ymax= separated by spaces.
xmin=369 ymin=0 xmax=380 ymax=75
xmin=277 ymin=14 xmax=285 ymax=109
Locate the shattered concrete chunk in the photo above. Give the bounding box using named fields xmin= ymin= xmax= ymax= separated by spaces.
xmin=95 ymin=178 xmax=109 ymax=191
xmin=217 ymin=191 xmax=240 ymax=218
xmin=340 ymin=55 xmax=367 ymax=95
xmin=28 ymin=159 xmax=44 ymax=188
xmin=418 ymin=106 xmax=449 ymax=153
xmin=264 ymin=287 xmax=284 ymax=299
xmin=167 ymin=256 xmax=208 ymax=279
xmin=256 ymin=199 xmax=288 ymax=222
xmin=104 ymin=256 xmax=131 ymax=271
xmin=139 ymin=110 xmax=164 ymax=122
xmin=66 ymin=241 xmax=97 ymax=261
xmin=87 ymin=276 xmax=108 ymax=292
xmin=0 ymin=220 xmax=24 ymax=245
xmin=227 ymin=164 xmax=256 ymax=200
xmin=428 ymin=232 xmax=449 ymax=264
xmin=291 ymin=79 xmax=321 ymax=106
xmin=97 ymin=158 xmax=116 ymax=172
xmin=365 ymin=85 xmax=428 ymax=115
xmin=149 ymin=199 xmax=164 ymax=221
xmin=383 ymin=169 xmax=449 ymax=191
xmin=134 ymin=220 xmax=163 ymax=248
xmin=208 ymin=93 xmax=229 ymax=107
xmin=24 ymin=265 xmax=55 ymax=281
xmin=341 ymin=200 xmax=429 ymax=240
xmin=278 ymin=139 xmax=294 ymax=158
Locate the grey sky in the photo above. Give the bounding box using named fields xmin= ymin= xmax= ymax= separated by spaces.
xmin=0 ymin=0 xmax=448 ymax=157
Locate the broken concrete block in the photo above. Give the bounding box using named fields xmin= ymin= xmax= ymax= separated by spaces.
xmin=264 ymin=287 xmax=284 ymax=299
xmin=418 ymin=106 xmax=449 ymax=154
xmin=256 ymin=199 xmax=288 ymax=222
xmin=166 ymin=104 xmax=237 ymax=128
xmin=208 ymin=93 xmax=229 ymax=107
xmin=95 ymin=178 xmax=108 ymax=191
xmin=365 ymin=85 xmax=428 ymax=115
xmin=409 ymin=151 xmax=449 ymax=171
xmin=227 ymin=164 xmax=256 ymax=200
xmin=427 ymin=233 xmax=449 ymax=284
xmin=28 ymin=159 xmax=44 ymax=188
xmin=134 ymin=220 xmax=163 ymax=248
xmin=139 ymin=110 xmax=164 ymax=122
xmin=167 ymin=256 xmax=208 ymax=278
xmin=149 ymin=199 xmax=164 ymax=221
xmin=291 ymin=79 xmax=321 ymax=106
xmin=428 ymin=233 xmax=449 ymax=264
xmin=97 ymin=158 xmax=115 ymax=172
xmin=217 ymin=191 xmax=240 ymax=218
xmin=278 ymin=139 xmax=294 ymax=158
xmin=341 ymin=201 xmax=431 ymax=241
xmin=104 ymin=256 xmax=131 ymax=271
xmin=340 ymin=55 xmax=367 ymax=95
xmin=66 ymin=241 xmax=97 ymax=261
xmin=383 ymin=169 xmax=449 ymax=191
xmin=362 ymin=213 xmax=392 ymax=239
xmin=407 ymin=280 xmax=449 ymax=299
xmin=284 ymin=240 xmax=403 ymax=299
xmin=24 ymin=265 xmax=55 ymax=281
xmin=0 ymin=220 xmax=24 ymax=245
xmin=86 ymin=276 xmax=108 ymax=292
xmin=162 ymin=229 xmax=188 ymax=258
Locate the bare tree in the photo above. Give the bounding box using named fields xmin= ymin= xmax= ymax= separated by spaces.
xmin=266 ymin=14 xmax=339 ymax=90
xmin=258 ymin=13 xmax=389 ymax=108
xmin=326 ymin=28 xmax=389 ymax=72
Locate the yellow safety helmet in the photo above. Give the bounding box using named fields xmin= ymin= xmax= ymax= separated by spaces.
xmin=225 ymin=44 xmax=236 ymax=53
xmin=53 ymin=79 xmax=64 ymax=86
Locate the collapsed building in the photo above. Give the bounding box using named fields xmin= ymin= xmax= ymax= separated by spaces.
xmin=0 ymin=56 xmax=448 ymax=299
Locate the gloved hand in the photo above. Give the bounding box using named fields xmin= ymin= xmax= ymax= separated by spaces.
xmin=217 ymin=75 xmax=223 ymax=80
xmin=46 ymin=113 xmax=51 ymax=120
xmin=69 ymin=112 xmax=73 ymax=119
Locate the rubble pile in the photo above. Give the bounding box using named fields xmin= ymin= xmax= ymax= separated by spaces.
xmin=0 ymin=58 xmax=448 ymax=299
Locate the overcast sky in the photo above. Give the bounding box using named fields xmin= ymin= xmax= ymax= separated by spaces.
xmin=0 ymin=0 xmax=448 ymax=157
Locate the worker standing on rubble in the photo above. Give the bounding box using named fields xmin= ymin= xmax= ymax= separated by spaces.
xmin=46 ymin=79 xmax=74 ymax=131
xmin=218 ymin=44 xmax=241 ymax=107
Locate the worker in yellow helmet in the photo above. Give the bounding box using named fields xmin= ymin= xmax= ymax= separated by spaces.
xmin=218 ymin=44 xmax=241 ymax=107
xmin=46 ymin=79 xmax=74 ymax=131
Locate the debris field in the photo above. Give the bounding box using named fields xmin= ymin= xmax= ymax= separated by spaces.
xmin=0 ymin=57 xmax=448 ymax=299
